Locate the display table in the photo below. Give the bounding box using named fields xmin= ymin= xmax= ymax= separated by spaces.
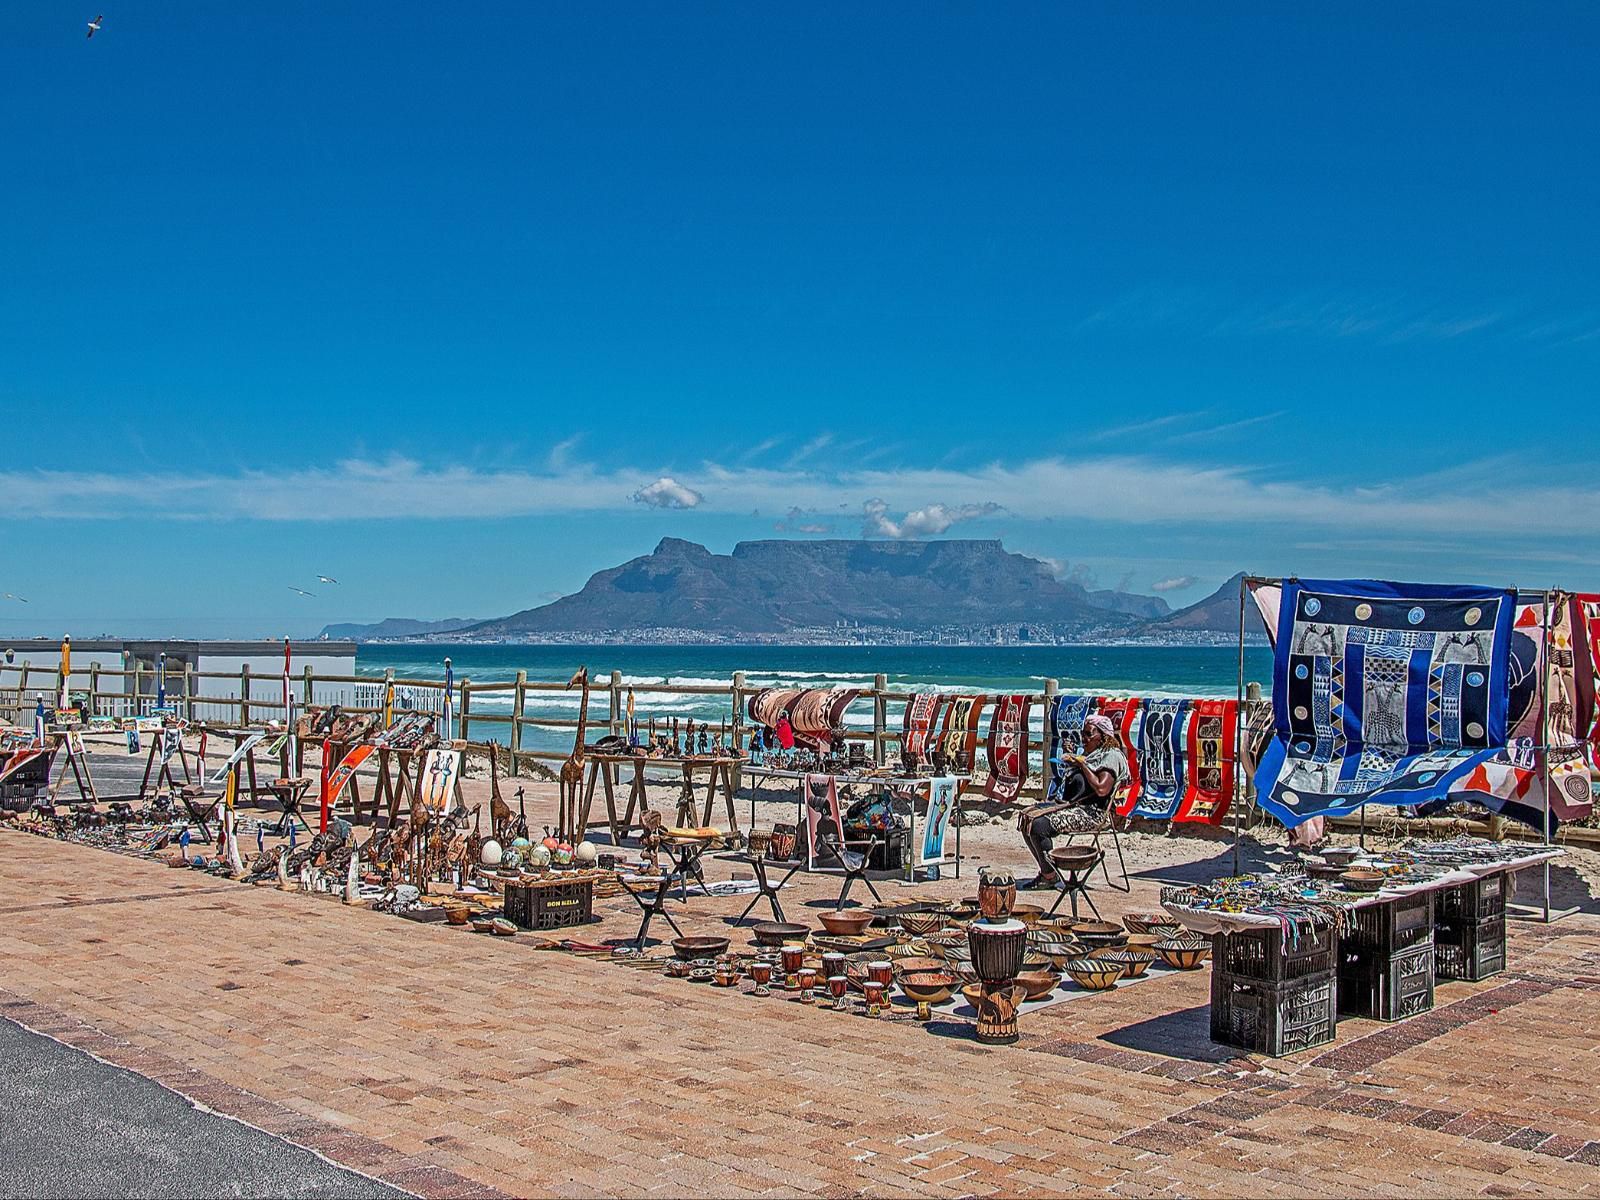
xmin=742 ymin=766 xmax=970 ymax=881
xmin=578 ymin=753 xmax=742 ymax=847
xmin=1162 ymin=847 xmax=1560 ymax=1055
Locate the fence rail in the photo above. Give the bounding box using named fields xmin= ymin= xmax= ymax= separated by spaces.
xmin=0 ymin=660 xmax=1261 ymax=798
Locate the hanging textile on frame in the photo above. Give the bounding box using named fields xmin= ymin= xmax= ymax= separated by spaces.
xmin=1254 ymin=579 xmax=1515 ymax=828
xmin=1582 ymin=594 xmax=1600 ymax=760
xmin=1097 ymin=697 xmax=1143 ymax=812
xmin=1174 ymin=699 xmax=1239 ymax=825
xmin=983 ymin=694 xmax=1032 ymax=802
xmin=1126 ymin=698 xmax=1189 ymax=819
xmin=935 ymin=695 xmax=988 ymax=768
xmin=901 ymin=693 xmax=945 ymax=761
xmin=803 ymin=773 xmax=846 ymax=871
xmin=1044 ymin=694 xmax=1097 ymax=802
xmin=746 ymin=687 xmax=858 ymax=752
xmin=918 ymin=776 xmax=958 ymax=866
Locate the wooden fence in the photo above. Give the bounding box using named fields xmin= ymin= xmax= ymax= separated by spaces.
xmin=0 ymin=661 xmax=1245 ymax=800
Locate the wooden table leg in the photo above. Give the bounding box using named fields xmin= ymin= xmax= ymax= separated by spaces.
xmin=602 ymin=761 xmax=622 ymax=846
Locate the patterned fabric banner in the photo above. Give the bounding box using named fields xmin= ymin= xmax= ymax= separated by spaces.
xmin=1044 ymin=694 xmax=1096 ymax=802
xmin=747 ymin=688 xmax=859 ymax=752
xmin=983 ymin=694 xmax=1032 ymax=802
xmin=1174 ymin=699 xmax=1239 ymax=825
xmin=901 ymin=693 xmax=945 ymax=760
xmin=1128 ymin=698 xmax=1190 ymax=819
xmin=935 ymin=695 xmax=988 ymax=768
xmin=1099 ymin=698 xmax=1143 ymax=815
xmin=1254 ymin=579 xmax=1515 ymax=828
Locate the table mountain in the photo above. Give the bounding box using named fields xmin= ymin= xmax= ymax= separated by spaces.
xmin=466 ymin=538 xmax=1164 ymax=637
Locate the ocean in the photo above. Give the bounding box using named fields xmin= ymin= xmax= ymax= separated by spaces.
xmin=354 ymin=643 xmax=1275 ymax=756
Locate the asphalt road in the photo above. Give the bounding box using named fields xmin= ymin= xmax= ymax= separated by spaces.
xmin=0 ymin=1017 xmax=408 ymax=1199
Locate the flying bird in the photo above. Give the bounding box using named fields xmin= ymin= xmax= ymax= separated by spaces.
xmin=86 ymin=14 xmax=103 ymax=38
xmin=2 ymin=593 xmax=28 ymax=603
xmin=317 ymin=575 xmax=339 ymax=585
xmin=287 ymin=586 xmax=316 ymax=598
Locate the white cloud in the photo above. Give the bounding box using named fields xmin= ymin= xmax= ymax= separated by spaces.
xmin=631 ymin=476 xmax=703 ymax=510
xmin=861 ymin=499 xmax=1001 ymax=540
xmin=1151 ymin=575 xmax=1199 ymax=593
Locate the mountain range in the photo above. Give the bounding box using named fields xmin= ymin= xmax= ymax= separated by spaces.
xmin=321 ymin=539 xmax=1250 ymax=642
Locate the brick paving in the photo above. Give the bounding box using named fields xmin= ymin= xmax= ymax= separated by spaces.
xmin=2 ymin=827 xmax=1600 ymax=1197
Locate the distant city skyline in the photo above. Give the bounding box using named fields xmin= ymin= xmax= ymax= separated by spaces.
xmin=4 ymin=4 xmax=1598 ymax=638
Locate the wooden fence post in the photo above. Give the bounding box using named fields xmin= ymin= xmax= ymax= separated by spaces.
xmin=459 ymin=677 xmax=472 ymax=743
xmin=89 ymin=663 xmax=100 ymax=718
xmin=510 ymin=670 xmax=527 ymax=773
xmin=184 ymin=662 xmax=196 ymax=723
xmin=609 ymin=670 xmax=622 ymax=738
xmin=873 ymin=673 xmax=888 ymax=764
xmin=730 ymin=670 xmax=745 ymax=793
xmin=240 ymin=663 xmax=251 ymax=727
xmin=1041 ymin=677 xmax=1058 ymax=799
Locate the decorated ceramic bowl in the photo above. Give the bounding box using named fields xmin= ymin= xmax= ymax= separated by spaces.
xmin=1064 ymin=957 xmax=1123 ymax=991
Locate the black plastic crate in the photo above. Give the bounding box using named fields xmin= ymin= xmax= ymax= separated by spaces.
xmin=1436 ymin=874 xmax=1507 ymax=923
xmin=1435 ymin=914 xmax=1506 ymax=982
xmin=1210 ymin=968 xmax=1337 ymax=1056
xmin=504 ymin=877 xmax=595 ymax=930
xmin=1339 ymin=942 xmax=1435 ymax=1021
xmin=1343 ymin=892 xmax=1435 ymax=957
xmin=1212 ymin=922 xmax=1338 ymax=984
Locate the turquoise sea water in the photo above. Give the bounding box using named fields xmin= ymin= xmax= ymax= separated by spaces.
xmin=355 ymin=643 xmax=1275 ymax=755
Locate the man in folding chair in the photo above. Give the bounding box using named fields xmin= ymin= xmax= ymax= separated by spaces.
xmin=1015 ymin=714 xmax=1129 ymax=891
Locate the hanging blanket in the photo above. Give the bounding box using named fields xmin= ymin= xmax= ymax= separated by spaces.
xmin=746 ymin=688 xmax=804 ymax=733
xmin=1100 ymin=698 xmax=1143 ymax=815
xmin=1254 ymin=578 xmax=1515 ymax=828
xmin=1044 ymin=694 xmax=1097 ymax=802
xmin=901 ymin=693 xmax=945 ymax=760
xmin=788 ymin=688 xmax=860 ymax=751
xmin=937 ymin=694 xmax=988 ymax=768
xmin=1128 ymin=698 xmax=1190 ymax=819
xmin=983 ymin=694 xmax=1032 ymax=802
xmin=1174 ymin=699 xmax=1239 ymax=825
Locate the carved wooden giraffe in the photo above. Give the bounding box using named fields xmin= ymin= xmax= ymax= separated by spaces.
xmin=558 ymin=666 xmax=590 ymax=838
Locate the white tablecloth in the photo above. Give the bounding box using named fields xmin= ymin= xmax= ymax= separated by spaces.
xmin=1162 ymin=848 xmax=1563 ymax=935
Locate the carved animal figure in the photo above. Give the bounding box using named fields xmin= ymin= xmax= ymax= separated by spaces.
xmin=558 ymin=667 xmax=591 ymax=837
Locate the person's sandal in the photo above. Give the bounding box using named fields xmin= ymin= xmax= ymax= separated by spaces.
xmin=1019 ymin=874 xmax=1060 ymax=891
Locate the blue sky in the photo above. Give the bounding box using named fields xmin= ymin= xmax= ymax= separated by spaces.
xmin=3 ymin=4 xmax=1598 ymax=637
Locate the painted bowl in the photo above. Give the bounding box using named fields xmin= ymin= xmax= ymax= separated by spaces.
xmin=1120 ymin=911 xmax=1169 ymax=934
xmin=1064 ymin=957 xmax=1123 ymax=991
xmin=943 ymin=903 xmax=980 ymax=922
xmin=1341 ymin=868 xmax=1388 ymax=893
xmin=673 ymin=936 xmax=731 ymax=960
xmin=751 ymin=922 xmax=808 ymax=947
xmin=444 ymin=905 xmax=471 ymax=926
xmin=817 ymin=910 xmax=874 ymax=937
xmin=688 ymin=967 xmax=715 ymax=983
xmin=1305 ymin=862 xmax=1347 ymax=881
xmin=897 ymin=912 xmax=947 ymax=938
xmin=1015 ymin=967 xmax=1062 ymax=1001
xmin=1099 ymin=946 xmax=1159 ymax=978
xmin=490 ymin=918 xmax=517 ymax=937
xmin=1071 ymin=922 xmax=1128 ymax=950
xmin=897 ymin=970 xmax=958 ymax=1005
xmin=1153 ymin=936 xmax=1210 ymax=970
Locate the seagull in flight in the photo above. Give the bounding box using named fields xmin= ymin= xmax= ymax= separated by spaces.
xmin=317 ymin=575 xmax=339 ymax=585
xmin=86 ymin=14 xmax=103 ymax=38
xmin=2 ymin=593 xmax=27 ymax=603
xmin=287 ymin=586 xmax=316 ymax=598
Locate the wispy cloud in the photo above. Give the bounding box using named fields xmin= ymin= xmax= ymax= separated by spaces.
xmin=1081 ymin=285 xmax=1513 ymax=347
xmin=3 ymin=455 xmax=1599 ymax=560
xmin=862 ymin=499 xmax=1001 ymax=540
xmin=1166 ymin=410 xmax=1286 ymax=442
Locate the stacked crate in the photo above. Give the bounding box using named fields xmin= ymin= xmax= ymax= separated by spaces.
xmin=1338 ymin=892 xmax=1435 ymax=1021
xmin=1210 ymin=922 xmax=1339 ymax=1056
xmin=1434 ymin=873 xmax=1507 ymax=982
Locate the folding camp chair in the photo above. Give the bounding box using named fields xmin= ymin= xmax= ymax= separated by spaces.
xmin=179 ymin=785 xmax=220 ymax=842
xmin=1044 ymin=763 xmax=1131 ymax=894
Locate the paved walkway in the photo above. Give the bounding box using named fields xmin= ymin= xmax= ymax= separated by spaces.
xmin=2 ymin=831 xmax=1599 ymax=1197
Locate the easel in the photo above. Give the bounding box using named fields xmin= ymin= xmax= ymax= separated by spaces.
xmin=48 ymin=732 xmax=97 ymax=803
xmin=137 ymin=727 xmax=192 ymax=801
xmin=371 ymin=745 xmax=433 ymax=828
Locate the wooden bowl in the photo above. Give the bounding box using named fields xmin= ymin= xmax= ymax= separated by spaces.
xmin=1120 ymin=911 xmax=1169 ymax=934
xmin=818 ymin=910 xmax=874 ymax=937
xmin=1010 ymin=903 xmax=1046 ymax=927
xmin=751 ymin=922 xmax=808 ymax=947
xmin=469 ymin=917 xmax=496 ymax=933
xmin=896 ymin=912 xmax=947 ymax=937
xmin=1064 ymin=957 xmax=1122 ymax=991
xmin=1305 ymin=862 xmax=1346 ymax=881
xmin=444 ymin=905 xmax=471 ymax=926
xmin=1321 ymin=846 xmax=1362 ymax=866
xmin=1153 ymin=936 xmax=1210 ymax=970
xmin=898 ymin=971 xmax=958 ymax=1005
xmin=673 ymin=936 xmax=731 ymax=960
xmin=490 ymin=918 xmax=517 ymax=937
xmin=890 ymin=955 xmax=946 ymax=978
xmin=1047 ymin=846 xmax=1103 ymax=873
xmin=943 ymin=903 xmax=980 ymax=922
xmin=1015 ymin=967 xmax=1062 ymax=1000
xmin=1099 ymin=946 xmax=1158 ymax=978
xmin=1341 ymin=868 xmax=1388 ymax=893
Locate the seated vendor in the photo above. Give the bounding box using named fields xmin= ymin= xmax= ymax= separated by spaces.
xmin=1016 ymin=714 xmax=1130 ymax=890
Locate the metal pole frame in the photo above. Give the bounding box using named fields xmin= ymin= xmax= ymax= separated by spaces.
xmin=1232 ymin=573 xmax=1248 ymax=876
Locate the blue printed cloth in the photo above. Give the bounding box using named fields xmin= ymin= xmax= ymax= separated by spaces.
xmin=1253 ymin=579 xmax=1515 ymax=827
xmin=1131 ymin=698 xmax=1190 ymax=819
